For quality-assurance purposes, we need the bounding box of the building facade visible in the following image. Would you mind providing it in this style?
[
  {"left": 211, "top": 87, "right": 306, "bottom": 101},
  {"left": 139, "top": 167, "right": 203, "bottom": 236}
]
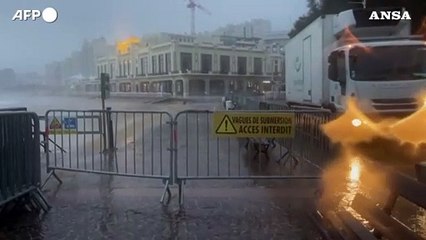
[
  {"left": 86, "top": 33, "right": 284, "bottom": 97},
  {"left": 261, "top": 31, "right": 290, "bottom": 94}
]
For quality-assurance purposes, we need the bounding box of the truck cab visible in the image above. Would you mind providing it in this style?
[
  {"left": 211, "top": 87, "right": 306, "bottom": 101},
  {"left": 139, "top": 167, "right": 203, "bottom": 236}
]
[
  {"left": 328, "top": 40, "right": 426, "bottom": 114},
  {"left": 327, "top": 8, "right": 426, "bottom": 114}
]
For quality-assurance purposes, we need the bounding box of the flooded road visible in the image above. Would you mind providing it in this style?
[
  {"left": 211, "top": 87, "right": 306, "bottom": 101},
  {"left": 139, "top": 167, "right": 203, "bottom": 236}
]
[
  {"left": 1, "top": 91, "right": 424, "bottom": 239},
  {"left": 0, "top": 92, "right": 321, "bottom": 239},
  {"left": 0, "top": 180, "right": 320, "bottom": 239}
]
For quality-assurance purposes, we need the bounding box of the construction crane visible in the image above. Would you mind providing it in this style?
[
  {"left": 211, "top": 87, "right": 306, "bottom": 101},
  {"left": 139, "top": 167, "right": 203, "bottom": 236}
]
[{"left": 186, "top": 0, "right": 211, "bottom": 36}]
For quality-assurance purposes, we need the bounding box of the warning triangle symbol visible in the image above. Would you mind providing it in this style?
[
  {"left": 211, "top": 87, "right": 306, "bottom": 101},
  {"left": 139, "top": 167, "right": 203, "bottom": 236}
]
[
  {"left": 50, "top": 117, "right": 62, "bottom": 129},
  {"left": 215, "top": 115, "right": 237, "bottom": 134}
]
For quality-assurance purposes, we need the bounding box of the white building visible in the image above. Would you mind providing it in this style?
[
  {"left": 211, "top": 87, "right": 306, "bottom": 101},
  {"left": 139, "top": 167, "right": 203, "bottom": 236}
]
[
  {"left": 261, "top": 31, "right": 290, "bottom": 94},
  {"left": 86, "top": 33, "right": 284, "bottom": 97}
]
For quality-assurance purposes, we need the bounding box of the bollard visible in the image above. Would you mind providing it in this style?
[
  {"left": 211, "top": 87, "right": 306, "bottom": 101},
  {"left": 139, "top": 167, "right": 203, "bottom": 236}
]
[{"left": 415, "top": 162, "right": 426, "bottom": 184}]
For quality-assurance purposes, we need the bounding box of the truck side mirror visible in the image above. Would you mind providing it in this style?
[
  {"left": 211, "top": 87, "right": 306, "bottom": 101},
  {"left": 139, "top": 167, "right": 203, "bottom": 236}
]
[{"left": 328, "top": 54, "right": 338, "bottom": 81}]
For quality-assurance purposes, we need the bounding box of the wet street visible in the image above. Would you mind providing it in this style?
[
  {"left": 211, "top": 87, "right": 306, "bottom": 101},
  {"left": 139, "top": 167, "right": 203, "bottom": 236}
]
[
  {"left": 0, "top": 174, "right": 320, "bottom": 239},
  {"left": 1, "top": 91, "right": 424, "bottom": 239},
  {"left": 0, "top": 92, "right": 322, "bottom": 240}
]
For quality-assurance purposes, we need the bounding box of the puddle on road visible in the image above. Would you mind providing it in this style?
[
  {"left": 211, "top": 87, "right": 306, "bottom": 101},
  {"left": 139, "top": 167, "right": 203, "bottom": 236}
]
[{"left": 320, "top": 97, "right": 426, "bottom": 238}]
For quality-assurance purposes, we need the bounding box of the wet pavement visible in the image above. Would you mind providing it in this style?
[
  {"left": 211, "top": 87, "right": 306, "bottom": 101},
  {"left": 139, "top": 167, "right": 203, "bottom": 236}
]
[
  {"left": 0, "top": 172, "right": 321, "bottom": 240},
  {"left": 2, "top": 93, "right": 424, "bottom": 239},
  {"left": 0, "top": 93, "right": 322, "bottom": 240}
]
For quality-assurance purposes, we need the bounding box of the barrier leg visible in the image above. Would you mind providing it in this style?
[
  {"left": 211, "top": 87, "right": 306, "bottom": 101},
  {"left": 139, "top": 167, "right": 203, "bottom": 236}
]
[
  {"left": 42, "top": 133, "right": 48, "bottom": 153},
  {"left": 244, "top": 138, "right": 250, "bottom": 150},
  {"left": 160, "top": 180, "right": 171, "bottom": 205},
  {"left": 41, "top": 170, "right": 62, "bottom": 189},
  {"left": 49, "top": 138, "right": 67, "bottom": 153},
  {"left": 178, "top": 181, "right": 184, "bottom": 207},
  {"left": 31, "top": 188, "right": 51, "bottom": 212},
  {"left": 270, "top": 138, "right": 277, "bottom": 148}
]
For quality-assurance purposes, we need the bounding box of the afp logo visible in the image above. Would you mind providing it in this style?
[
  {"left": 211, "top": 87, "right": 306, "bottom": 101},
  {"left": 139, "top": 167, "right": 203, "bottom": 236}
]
[
  {"left": 368, "top": 11, "right": 411, "bottom": 20},
  {"left": 12, "top": 7, "right": 58, "bottom": 23}
]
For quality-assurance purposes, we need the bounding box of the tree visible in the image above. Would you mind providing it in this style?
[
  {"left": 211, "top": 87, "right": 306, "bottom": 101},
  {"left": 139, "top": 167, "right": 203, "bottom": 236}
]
[
  {"left": 288, "top": 0, "right": 352, "bottom": 37},
  {"left": 288, "top": 0, "right": 426, "bottom": 38},
  {"left": 288, "top": 0, "right": 321, "bottom": 38}
]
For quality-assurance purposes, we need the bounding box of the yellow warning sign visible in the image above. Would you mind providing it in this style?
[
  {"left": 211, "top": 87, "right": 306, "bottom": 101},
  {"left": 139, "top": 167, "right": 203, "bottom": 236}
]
[
  {"left": 50, "top": 117, "right": 62, "bottom": 129},
  {"left": 212, "top": 112, "right": 295, "bottom": 138},
  {"left": 215, "top": 115, "right": 237, "bottom": 134},
  {"left": 47, "top": 116, "right": 77, "bottom": 134}
]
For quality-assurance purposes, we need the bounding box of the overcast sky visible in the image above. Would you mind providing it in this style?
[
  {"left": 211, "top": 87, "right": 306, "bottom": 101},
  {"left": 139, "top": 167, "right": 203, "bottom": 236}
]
[{"left": 0, "top": 0, "right": 308, "bottom": 73}]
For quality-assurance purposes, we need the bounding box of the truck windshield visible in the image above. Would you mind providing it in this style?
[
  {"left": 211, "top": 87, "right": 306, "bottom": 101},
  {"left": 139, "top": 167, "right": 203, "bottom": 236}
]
[{"left": 349, "top": 45, "right": 426, "bottom": 81}]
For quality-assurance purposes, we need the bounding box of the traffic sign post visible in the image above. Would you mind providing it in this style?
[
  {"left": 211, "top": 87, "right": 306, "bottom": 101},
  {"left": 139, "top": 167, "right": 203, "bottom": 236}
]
[
  {"left": 100, "top": 73, "right": 110, "bottom": 151},
  {"left": 100, "top": 73, "right": 110, "bottom": 102}
]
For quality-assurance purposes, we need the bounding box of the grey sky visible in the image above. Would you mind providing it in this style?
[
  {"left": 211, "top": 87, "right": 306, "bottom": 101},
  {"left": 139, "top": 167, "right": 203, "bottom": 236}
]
[{"left": 0, "top": 0, "right": 308, "bottom": 73}]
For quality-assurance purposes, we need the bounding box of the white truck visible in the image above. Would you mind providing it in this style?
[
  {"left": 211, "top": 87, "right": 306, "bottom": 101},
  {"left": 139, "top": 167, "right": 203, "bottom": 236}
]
[{"left": 284, "top": 8, "right": 426, "bottom": 114}]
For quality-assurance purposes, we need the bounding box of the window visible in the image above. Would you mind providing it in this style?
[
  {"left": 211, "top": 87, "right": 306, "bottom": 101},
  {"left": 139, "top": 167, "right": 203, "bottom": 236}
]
[
  {"left": 201, "top": 54, "right": 212, "bottom": 73},
  {"left": 349, "top": 45, "right": 426, "bottom": 81},
  {"left": 274, "top": 60, "right": 279, "bottom": 73},
  {"left": 254, "top": 57, "right": 262, "bottom": 75},
  {"left": 220, "top": 55, "right": 230, "bottom": 74},
  {"left": 140, "top": 58, "right": 145, "bottom": 75},
  {"left": 165, "top": 53, "right": 171, "bottom": 73},
  {"left": 126, "top": 61, "right": 130, "bottom": 76},
  {"left": 152, "top": 55, "right": 158, "bottom": 74},
  {"left": 337, "top": 52, "right": 346, "bottom": 82},
  {"left": 336, "top": 51, "right": 346, "bottom": 95},
  {"left": 180, "top": 52, "right": 192, "bottom": 73},
  {"left": 159, "top": 54, "right": 164, "bottom": 74},
  {"left": 237, "top": 57, "right": 247, "bottom": 75},
  {"left": 119, "top": 63, "right": 122, "bottom": 76},
  {"left": 110, "top": 63, "right": 114, "bottom": 78},
  {"left": 128, "top": 61, "right": 131, "bottom": 76}
]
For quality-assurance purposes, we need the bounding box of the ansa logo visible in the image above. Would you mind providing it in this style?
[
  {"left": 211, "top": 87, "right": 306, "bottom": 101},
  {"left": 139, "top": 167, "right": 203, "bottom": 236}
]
[{"left": 369, "top": 11, "right": 411, "bottom": 20}]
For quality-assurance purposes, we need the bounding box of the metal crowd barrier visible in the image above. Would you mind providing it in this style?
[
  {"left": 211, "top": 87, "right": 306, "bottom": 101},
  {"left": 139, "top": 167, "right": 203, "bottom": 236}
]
[
  {"left": 42, "top": 109, "right": 173, "bottom": 204},
  {"left": 0, "top": 112, "right": 50, "bottom": 211},
  {"left": 173, "top": 109, "right": 335, "bottom": 205},
  {"left": 291, "top": 111, "right": 337, "bottom": 166},
  {"left": 0, "top": 107, "right": 28, "bottom": 112},
  {"left": 41, "top": 106, "right": 337, "bottom": 206},
  {"left": 238, "top": 98, "right": 339, "bottom": 166}
]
